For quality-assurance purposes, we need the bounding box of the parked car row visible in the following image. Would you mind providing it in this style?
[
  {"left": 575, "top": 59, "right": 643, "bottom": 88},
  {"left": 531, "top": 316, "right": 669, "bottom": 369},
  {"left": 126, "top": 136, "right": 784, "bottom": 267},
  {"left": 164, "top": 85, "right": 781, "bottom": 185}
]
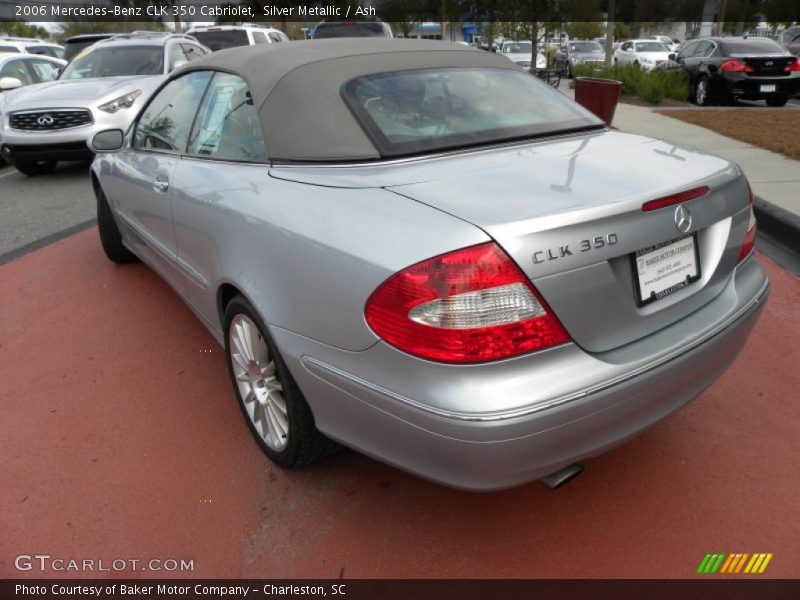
[{"left": 0, "top": 32, "right": 209, "bottom": 174}]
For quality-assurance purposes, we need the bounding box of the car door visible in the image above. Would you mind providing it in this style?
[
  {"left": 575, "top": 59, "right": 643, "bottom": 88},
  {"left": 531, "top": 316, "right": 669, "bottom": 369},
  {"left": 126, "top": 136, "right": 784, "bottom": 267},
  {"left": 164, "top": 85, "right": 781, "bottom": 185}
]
[
  {"left": 684, "top": 40, "right": 711, "bottom": 82},
  {"left": 105, "top": 71, "right": 213, "bottom": 287},
  {"left": 617, "top": 42, "right": 632, "bottom": 64},
  {"left": 169, "top": 71, "right": 270, "bottom": 329}
]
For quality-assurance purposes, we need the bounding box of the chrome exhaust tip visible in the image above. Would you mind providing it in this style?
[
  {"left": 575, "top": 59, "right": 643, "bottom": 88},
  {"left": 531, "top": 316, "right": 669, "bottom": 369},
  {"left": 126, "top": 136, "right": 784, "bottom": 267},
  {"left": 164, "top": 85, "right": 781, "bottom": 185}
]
[{"left": 540, "top": 463, "right": 584, "bottom": 490}]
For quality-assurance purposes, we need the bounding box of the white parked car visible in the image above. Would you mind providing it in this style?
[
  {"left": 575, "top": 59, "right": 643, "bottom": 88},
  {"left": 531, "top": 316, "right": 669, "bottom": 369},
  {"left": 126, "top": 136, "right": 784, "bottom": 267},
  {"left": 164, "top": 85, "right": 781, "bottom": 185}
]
[
  {"left": 614, "top": 39, "right": 672, "bottom": 71},
  {"left": 0, "top": 53, "right": 65, "bottom": 91},
  {"left": 0, "top": 32, "right": 209, "bottom": 176},
  {"left": 0, "top": 38, "right": 65, "bottom": 60},
  {"left": 499, "top": 40, "right": 546, "bottom": 70},
  {"left": 186, "top": 24, "right": 290, "bottom": 51}
]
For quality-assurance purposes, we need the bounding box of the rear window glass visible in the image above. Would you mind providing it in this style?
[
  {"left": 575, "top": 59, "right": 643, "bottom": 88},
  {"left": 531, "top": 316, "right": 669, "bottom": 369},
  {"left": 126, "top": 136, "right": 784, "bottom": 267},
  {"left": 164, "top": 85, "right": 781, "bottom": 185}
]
[
  {"left": 314, "top": 22, "right": 389, "bottom": 38},
  {"left": 193, "top": 30, "right": 249, "bottom": 51},
  {"left": 342, "top": 67, "right": 602, "bottom": 157},
  {"left": 720, "top": 39, "right": 787, "bottom": 54}
]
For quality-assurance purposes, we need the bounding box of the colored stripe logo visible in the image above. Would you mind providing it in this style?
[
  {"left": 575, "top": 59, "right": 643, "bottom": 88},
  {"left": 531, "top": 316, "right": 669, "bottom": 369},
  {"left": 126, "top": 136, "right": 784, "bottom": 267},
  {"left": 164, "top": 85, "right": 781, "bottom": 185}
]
[{"left": 697, "top": 553, "right": 773, "bottom": 574}]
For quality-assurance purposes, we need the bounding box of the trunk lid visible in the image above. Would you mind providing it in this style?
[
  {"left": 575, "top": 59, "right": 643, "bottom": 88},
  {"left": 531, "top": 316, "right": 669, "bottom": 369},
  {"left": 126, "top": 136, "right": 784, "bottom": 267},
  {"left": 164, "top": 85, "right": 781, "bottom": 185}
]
[
  {"left": 734, "top": 54, "right": 796, "bottom": 76},
  {"left": 382, "top": 131, "right": 750, "bottom": 353}
]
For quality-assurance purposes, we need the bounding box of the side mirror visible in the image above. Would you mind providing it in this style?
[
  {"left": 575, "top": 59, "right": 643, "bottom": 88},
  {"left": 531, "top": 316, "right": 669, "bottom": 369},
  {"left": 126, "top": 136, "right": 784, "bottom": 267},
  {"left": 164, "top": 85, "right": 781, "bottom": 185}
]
[
  {"left": 90, "top": 129, "right": 125, "bottom": 152},
  {"left": 53, "top": 66, "right": 62, "bottom": 79},
  {"left": 171, "top": 59, "right": 188, "bottom": 71},
  {"left": 668, "top": 53, "right": 677, "bottom": 61},
  {"left": 0, "top": 77, "right": 23, "bottom": 92}
]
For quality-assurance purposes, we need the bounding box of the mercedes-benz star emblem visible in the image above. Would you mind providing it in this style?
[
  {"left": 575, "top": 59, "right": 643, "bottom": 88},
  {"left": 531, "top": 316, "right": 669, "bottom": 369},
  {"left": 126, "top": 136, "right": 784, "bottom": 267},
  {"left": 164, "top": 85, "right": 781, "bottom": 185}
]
[
  {"left": 674, "top": 205, "right": 692, "bottom": 234},
  {"left": 37, "top": 115, "right": 54, "bottom": 126}
]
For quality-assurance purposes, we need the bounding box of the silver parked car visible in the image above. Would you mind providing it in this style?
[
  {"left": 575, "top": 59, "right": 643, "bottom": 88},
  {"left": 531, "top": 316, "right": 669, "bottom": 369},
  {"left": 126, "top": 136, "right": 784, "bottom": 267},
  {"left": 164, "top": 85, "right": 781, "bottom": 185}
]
[
  {"left": 0, "top": 32, "right": 208, "bottom": 176},
  {"left": 89, "top": 40, "right": 768, "bottom": 491}
]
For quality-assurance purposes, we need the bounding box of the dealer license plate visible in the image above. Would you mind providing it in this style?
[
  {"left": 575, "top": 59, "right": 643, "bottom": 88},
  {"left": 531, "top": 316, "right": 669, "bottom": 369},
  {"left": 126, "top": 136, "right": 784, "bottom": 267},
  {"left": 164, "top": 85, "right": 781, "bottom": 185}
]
[
  {"left": 633, "top": 235, "right": 700, "bottom": 306},
  {"left": 761, "top": 84, "right": 777, "bottom": 93}
]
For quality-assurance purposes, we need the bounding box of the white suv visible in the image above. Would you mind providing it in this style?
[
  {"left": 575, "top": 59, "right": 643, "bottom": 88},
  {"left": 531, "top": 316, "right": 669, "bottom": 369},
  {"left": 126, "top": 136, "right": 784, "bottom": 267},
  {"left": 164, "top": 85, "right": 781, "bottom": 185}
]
[
  {"left": 0, "top": 32, "right": 209, "bottom": 176},
  {"left": 186, "top": 25, "right": 290, "bottom": 51}
]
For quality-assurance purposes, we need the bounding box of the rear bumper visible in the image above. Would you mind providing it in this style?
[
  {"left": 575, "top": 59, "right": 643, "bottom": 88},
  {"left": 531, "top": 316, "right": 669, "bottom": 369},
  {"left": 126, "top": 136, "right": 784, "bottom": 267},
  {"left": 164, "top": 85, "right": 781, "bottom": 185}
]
[
  {"left": 720, "top": 73, "right": 800, "bottom": 99},
  {"left": 273, "top": 255, "right": 769, "bottom": 491}
]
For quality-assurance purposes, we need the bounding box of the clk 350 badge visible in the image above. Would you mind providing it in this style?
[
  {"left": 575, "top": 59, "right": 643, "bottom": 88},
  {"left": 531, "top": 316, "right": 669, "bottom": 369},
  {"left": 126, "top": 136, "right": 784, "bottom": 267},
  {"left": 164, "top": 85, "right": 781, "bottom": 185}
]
[{"left": 533, "top": 233, "right": 618, "bottom": 264}]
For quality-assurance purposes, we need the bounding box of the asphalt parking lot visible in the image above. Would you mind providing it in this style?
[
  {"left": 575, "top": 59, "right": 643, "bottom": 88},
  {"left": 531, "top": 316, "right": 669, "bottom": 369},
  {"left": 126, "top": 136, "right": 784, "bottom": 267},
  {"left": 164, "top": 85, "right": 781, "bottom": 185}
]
[{"left": 1, "top": 165, "right": 799, "bottom": 578}]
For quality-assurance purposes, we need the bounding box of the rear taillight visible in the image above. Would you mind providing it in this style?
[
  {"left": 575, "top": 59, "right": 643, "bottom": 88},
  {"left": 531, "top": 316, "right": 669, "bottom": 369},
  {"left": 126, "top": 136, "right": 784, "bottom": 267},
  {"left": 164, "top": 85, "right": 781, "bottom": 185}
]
[
  {"left": 365, "top": 242, "right": 570, "bottom": 363},
  {"left": 785, "top": 58, "right": 800, "bottom": 72},
  {"left": 737, "top": 181, "right": 757, "bottom": 263},
  {"left": 721, "top": 59, "right": 753, "bottom": 73}
]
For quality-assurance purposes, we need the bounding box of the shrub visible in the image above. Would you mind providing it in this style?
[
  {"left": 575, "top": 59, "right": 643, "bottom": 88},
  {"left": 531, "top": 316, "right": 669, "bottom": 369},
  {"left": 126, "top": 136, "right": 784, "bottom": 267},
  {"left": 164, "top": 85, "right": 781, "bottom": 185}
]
[{"left": 571, "top": 64, "right": 689, "bottom": 104}]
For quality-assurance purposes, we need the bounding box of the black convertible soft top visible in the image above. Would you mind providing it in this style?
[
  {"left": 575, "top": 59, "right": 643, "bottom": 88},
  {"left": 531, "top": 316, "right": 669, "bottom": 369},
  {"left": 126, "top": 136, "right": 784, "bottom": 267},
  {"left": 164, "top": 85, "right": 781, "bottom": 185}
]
[{"left": 177, "top": 39, "right": 519, "bottom": 162}]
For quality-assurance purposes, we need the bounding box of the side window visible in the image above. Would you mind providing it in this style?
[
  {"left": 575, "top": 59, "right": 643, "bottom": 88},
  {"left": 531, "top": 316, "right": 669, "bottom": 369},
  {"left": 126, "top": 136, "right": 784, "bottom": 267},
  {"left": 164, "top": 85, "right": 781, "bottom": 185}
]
[
  {"left": 28, "top": 59, "right": 60, "bottom": 82},
  {"left": 181, "top": 44, "right": 206, "bottom": 61},
  {"left": 0, "top": 59, "right": 34, "bottom": 85},
  {"left": 0, "top": 45, "right": 21, "bottom": 53},
  {"left": 268, "top": 32, "right": 283, "bottom": 43},
  {"left": 622, "top": 42, "right": 631, "bottom": 51},
  {"left": 168, "top": 44, "right": 188, "bottom": 70},
  {"left": 252, "top": 31, "right": 268, "bottom": 44},
  {"left": 187, "top": 72, "right": 267, "bottom": 161},
  {"left": 692, "top": 41, "right": 711, "bottom": 57},
  {"left": 133, "top": 71, "right": 212, "bottom": 153}
]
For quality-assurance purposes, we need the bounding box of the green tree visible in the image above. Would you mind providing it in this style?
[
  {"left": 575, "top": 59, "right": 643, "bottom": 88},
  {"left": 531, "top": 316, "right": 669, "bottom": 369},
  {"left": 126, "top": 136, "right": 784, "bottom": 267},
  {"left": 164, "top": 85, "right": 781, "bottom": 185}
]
[{"left": 0, "top": 21, "right": 49, "bottom": 39}]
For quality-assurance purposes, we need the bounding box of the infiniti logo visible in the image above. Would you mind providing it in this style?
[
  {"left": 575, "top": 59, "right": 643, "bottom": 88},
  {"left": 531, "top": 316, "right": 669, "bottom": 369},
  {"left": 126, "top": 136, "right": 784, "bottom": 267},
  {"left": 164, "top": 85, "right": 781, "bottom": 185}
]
[
  {"left": 37, "top": 115, "right": 54, "bottom": 126},
  {"left": 674, "top": 205, "right": 692, "bottom": 234}
]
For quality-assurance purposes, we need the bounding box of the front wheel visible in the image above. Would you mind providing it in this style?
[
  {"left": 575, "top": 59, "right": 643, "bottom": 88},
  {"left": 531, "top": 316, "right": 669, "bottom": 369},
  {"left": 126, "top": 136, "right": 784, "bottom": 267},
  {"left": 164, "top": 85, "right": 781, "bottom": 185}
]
[
  {"left": 96, "top": 182, "right": 139, "bottom": 264},
  {"left": 13, "top": 159, "right": 56, "bottom": 176},
  {"left": 766, "top": 96, "right": 788, "bottom": 107},
  {"left": 694, "top": 76, "right": 712, "bottom": 106},
  {"left": 224, "top": 296, "right": 338, "bottom": 468}
]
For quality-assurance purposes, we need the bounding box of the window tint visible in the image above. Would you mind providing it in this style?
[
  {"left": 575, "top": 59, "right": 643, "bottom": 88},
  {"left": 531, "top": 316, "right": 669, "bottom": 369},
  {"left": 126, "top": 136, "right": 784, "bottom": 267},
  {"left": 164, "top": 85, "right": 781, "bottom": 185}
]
[
  {"left": 343, "top": 67, "right": 601, "bottom": 157},
  {"left": 0, "top": 59, "right": 34, "bottom": 85},
  {"left": 188, "top": 73, "right": 267, "bottom": 161},
  {"left": 719, "top": 39, "right": 787, "bottom": 55},
  {"left": 28, "top": 59, "right": 60, "bottom": 82},
  {"left": 0, "top": 45, "right": 21, "bottom": 53},
  {"left": 252, "top": 31, "right": 268, "bottom": 44},
  {"left": 134, "top": 71, "right": 212, "bottom": 153},
  {"left": 192, "top": 30, "right": 249, "bottom": 51}
]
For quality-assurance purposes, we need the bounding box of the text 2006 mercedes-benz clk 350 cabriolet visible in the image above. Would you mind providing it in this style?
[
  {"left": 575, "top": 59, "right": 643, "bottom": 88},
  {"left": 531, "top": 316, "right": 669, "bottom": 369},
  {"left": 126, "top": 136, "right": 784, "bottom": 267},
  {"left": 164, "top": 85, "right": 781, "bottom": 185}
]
[{"left": 89, "top": 40, "right": 768, "bottom": 490}]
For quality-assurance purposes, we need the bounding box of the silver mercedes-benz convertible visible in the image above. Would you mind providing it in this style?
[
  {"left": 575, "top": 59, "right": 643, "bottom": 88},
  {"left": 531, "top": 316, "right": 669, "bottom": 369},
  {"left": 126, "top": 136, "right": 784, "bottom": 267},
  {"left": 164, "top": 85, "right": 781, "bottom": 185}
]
[{"left": 89, "top": 40, "right": 768, "bottom": 491}]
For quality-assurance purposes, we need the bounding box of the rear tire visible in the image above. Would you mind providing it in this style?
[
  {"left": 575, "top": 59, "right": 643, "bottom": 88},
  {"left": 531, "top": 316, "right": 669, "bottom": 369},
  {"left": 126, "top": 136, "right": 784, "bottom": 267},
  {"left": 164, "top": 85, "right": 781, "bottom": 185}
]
[
  {"left": 766, "top": 96, "right": 788, "bottom": 107},
  {"left": 95, "top": 182, "right": 139, "bottom": 264},
  {"left": 13, "top": 159, "right": 57, "bottom": 176},
  {"left": 694, "top": 76, "right": 712, "bottom": 106},
  {"left": 223, "top": 295, "right": 339, "bottom": 468}
]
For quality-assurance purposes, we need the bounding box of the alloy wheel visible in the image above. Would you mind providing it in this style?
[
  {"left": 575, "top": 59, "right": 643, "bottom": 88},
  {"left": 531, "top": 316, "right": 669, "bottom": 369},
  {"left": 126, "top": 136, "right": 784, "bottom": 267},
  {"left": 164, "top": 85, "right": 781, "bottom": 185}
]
[{"left": 228, "top": 314, "right": 289, "bottom": 451}]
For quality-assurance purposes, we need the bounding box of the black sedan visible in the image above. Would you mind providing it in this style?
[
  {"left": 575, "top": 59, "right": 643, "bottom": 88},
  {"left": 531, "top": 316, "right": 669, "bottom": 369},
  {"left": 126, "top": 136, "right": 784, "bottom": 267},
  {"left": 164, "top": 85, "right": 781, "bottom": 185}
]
[{"left": 671, "top": 36, "right": 800, "bottom": 106}]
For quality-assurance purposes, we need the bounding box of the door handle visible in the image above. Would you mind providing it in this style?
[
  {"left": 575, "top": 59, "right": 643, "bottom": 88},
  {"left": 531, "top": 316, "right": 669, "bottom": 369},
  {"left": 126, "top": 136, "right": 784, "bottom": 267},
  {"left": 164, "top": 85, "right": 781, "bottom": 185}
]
[{"left": 152, "top": 177, "right": 169, "bottom": 193}]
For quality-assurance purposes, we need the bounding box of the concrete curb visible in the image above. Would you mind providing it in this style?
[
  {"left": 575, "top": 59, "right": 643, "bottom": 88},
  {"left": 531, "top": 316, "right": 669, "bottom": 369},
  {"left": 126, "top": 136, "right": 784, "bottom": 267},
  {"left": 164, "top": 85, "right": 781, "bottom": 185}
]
[{"left": 754, "top": 196, "right": 800, "bottom": 255}]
